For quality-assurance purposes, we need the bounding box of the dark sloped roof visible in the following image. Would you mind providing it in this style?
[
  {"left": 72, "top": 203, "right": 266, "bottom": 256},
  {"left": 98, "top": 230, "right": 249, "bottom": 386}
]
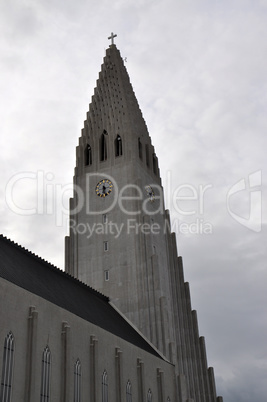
[{"left": 0, "top": 235, "right": 162, "bottom": 359}]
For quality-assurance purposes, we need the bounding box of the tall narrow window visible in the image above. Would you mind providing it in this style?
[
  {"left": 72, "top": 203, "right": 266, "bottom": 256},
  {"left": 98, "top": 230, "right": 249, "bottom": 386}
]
[
  {"left": 74, "top": 359, "right": 81, "bottom": 402},
  {"left": 145, "top": 144, "right": 150, "bottom": 167},
  {"left": 126, "top": 380, "right": 132, "bottom": 402},
  {"left": 138, "top": 138, "right": 142, "bottom": 160},
  {"left": 85, "top": 144, "right": 92, "bottom": 166},
  {"left": 115, "top": 135, "right": 122, "bottom": 157},
  {"left": 152, "top": 153, "right": 158, "bottom": 175},
  {"left": 100, "top": 131, "right": 108, "bottom": 161},
  {"left": 103, "top": 241, "right": 108, "bottom": 252},
  {"left": 40, "top": 346, "right": 51, "bottom": 402},
  {"left": 0, "top": 332, "right": 14, "bottom": 402},
  {"left": 147, "top": 389, "right": 152, "bottom": 402},
  {"left": 104, "top": 270, "right": 109, "bottom": 281},
  {"left": 102, "top": 370, "right": 108, "bottom": 402}
]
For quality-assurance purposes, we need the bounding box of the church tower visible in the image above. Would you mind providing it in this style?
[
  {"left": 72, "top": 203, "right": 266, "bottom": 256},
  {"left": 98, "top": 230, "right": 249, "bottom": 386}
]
[{"left": 65, "top": 37, "right": 222, "bottom": 402}]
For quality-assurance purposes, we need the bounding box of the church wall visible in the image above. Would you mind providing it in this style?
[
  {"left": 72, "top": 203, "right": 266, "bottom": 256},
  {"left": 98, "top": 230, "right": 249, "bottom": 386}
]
[{"left": 0, "top": 277, "right": 179, "bottom": 402}]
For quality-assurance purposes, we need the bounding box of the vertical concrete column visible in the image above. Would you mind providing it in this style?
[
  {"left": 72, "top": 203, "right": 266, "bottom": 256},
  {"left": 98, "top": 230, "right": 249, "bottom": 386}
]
[
  {"left": 135, "top": 178, "right": 150, "bottom": 340},
  {"left": 164, "top": 221, "right": 180, "bottom": 366},
  {"left": 71, "top": 188, "right": 79, "bottom": 278},
  {"left": 151, "top": 253, "right": 161, "bottom": 350},
  {"left": 65, "top": 236, "right": 71, "bottom": 275},
  {"left": 24, "top": 306, "right": 38, "bottom": 402},
  {"left": 199, "top": 336, "right": 211, "bottom": 401},
  {"left": 165, "top": 228, "right": 182, "bottom": 371},
  {"left": 169, "top": 232, "right": 180, "bottom": 364},
  {"left": 185, "top": 283, "right": 201, "bottom": 401},
  {"left": 177, "top": 257, "right": 195, "bottom": 398},
  {"left": 61, "top": 321, "right": 70, "bottom": 402},
  {"left": 168, "top": 342, "right": 174, "bottom": 365},
  {"left": 208, "top": 367, "right": 217, "bottom": 402},
  {"left": 137, "top": 358, "right": 145, "bottom": 402},
  {"left": 143, "top": 214, "right": 158, "bottom": 346},
  {"left": 192, "top": 310, "right": 205, "bottom": 402},
  {"left": 177, "top": 374, "right": 188, "bottom": 402},
  {"left": 173, "top": 257, "right": 184, "bottom": 368},
  {"left": 65, "top": 197, "right": 75, "bottom": 277},
  {"left": 183, "top": 283, "right": 195, "bottom": 398},
  {"left": 90, "top": 336, "right": 98, "bottom": 402},
  {"left": 115, "top": 348, "right": 123, "bottom": 402},
  {"left": 160, "top": 295, "right": 168, "bottom": 357},
  {"left": 175, "top": 257, "right": 189, "bottom": 379},
  {"left": 157, "top": 368, "right": 165, "bottom": 402}
]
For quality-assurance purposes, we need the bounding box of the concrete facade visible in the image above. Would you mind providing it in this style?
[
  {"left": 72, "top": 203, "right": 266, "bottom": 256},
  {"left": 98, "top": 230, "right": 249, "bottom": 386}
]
[{"left": 0, "top": 274, "right": 178, "bottom": 402}]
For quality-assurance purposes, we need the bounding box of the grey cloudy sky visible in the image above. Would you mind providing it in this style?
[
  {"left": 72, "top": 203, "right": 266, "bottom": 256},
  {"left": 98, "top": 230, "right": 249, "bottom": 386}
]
[{"left": 1, "top": 0, "right": 267, "bottom": 400}]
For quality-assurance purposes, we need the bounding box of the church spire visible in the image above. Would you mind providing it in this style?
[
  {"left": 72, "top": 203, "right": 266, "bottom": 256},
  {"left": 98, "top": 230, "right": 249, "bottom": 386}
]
[
  {"left": 77, "top": 41, "right": 151, "bottom": 174},
  {"left": 65, "top": 41, "right": 222, "bottom": 402}
]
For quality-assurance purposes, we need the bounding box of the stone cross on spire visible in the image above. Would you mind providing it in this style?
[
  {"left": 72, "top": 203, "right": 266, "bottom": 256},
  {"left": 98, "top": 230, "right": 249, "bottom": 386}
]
[{"left": 108, "top": 32, "right": 117, "bottom": 45}]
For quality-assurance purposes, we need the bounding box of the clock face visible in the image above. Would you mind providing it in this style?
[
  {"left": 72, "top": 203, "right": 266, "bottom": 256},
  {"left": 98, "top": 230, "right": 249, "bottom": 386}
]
[
  {"left": 95, "top": 179, "right": 113, "bottom": 197},
  {"left": 145, "top": 185, "right": 155, "bottom": 201}
]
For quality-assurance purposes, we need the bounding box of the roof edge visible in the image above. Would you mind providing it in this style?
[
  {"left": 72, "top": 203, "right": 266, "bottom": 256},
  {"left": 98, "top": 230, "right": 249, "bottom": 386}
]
[
  {"left": 109, "top": 301, "right": 173, "bottom": 364},
  {"left": 0, "top": 234, "right": 109, "bottom": 302}
]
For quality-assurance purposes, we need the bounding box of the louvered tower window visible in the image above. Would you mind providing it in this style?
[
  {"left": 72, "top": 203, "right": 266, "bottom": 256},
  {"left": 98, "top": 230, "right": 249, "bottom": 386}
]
[
  {"left": 100, "top": 131, "right": 108, "bottom": 161},
  {"left": 0, "top": 332, "right": 14, "bottom": 402},
  {"left": 40, "top": 346, "right": 51, "bottom": 402},
  {"left": 74, "top": 359, "right": 81, "bottom": 402},
  {"left": 152, "top": 153, "right": 158, "bottom": 175},
  {"left": 102, "top": 370, "right": 108, "bottom": 402},
  {"left": 115, "top": 135, "right": 122, "bottom": 157},
  {"left": 145, "top": 144, "right": 150, "bottom": 167},
  {"left": 126, "top": 380, "right": 132, "bottom": 402},
  {"left": 138, "top": 138, "right": 142, "bottom": 159},
  {"left": 85, "top": 144, "right": 92, "bottom": 166}
]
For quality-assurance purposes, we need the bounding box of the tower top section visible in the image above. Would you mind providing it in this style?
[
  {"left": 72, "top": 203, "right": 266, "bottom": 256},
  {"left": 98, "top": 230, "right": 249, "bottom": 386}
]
[{"left": 79, "top": 36, "right": 151, "bottom": 153}]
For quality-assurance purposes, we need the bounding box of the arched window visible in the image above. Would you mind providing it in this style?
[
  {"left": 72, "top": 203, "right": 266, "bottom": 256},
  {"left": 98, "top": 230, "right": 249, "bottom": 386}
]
[
  {"left": 138, "top": 138, "right": 142, "bottom": 160},
  {"left": 100, "top": 130, "right": 108, "bottom": 161},
  {"left": 152, "top": 153, "right": 158, "bottom": 175},
  {"left": 147, "top": 389, "right": 152, "bottom": 402},
  {"left": 74, "top": 359, "right": 81, "bottom": 402},
  {"left": 126, "top": 380, "right": 132, "bottom": 402},
  {"left": 145, "top": 144, "right": 150, "bottom": 167},
  {"left": 40, "top": 346, "right": 51, "bottom": 402},
  {"left": 0, "top": 332, "right": 14, "bottom": 402},
  {"left": 102, "top": 370, "right": 108, "bottom": 402},
  {"left": 85, "top": 144, "right": 92, "bottom": 166},
  {"left": 115, "top": 135, "right": 122, "bottom": 157}
]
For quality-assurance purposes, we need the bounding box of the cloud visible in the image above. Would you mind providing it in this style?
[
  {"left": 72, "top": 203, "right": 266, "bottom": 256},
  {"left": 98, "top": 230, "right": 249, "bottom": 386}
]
[{"left": 219, "top": 364, "right": 267, "bottom": 402}]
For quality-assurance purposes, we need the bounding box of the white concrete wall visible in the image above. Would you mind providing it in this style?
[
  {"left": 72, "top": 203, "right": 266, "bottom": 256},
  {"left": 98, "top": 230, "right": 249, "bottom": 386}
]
[{"left": 0, "top": 277, "right": 178, "bottom": 402}]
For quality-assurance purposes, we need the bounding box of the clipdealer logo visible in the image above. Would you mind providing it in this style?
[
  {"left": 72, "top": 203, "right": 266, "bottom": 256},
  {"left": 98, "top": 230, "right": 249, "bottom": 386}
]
[
  {"left": 226, "top": 170, "right": 262, "bottom": 233},
  {"left": 4, "top": 170, "right": 262, "bottom": 233}
]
